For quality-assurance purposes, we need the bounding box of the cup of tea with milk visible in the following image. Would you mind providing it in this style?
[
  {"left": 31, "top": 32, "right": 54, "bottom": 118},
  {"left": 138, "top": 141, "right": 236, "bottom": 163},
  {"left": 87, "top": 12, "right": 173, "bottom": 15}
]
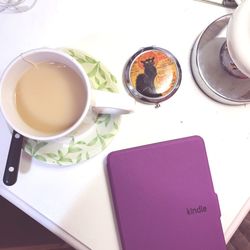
[{"left": 0, "top": 48, "right": 135, "bottom": 141}]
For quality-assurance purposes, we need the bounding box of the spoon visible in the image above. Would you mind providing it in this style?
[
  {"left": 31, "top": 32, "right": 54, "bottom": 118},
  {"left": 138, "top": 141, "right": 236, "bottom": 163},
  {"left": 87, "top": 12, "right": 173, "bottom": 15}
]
[
  {"left": 3, "top": 130, "right": 23, "bottom": 186},
  {"left": 199, "top": 0, "right": 238, "bottom": 8}
]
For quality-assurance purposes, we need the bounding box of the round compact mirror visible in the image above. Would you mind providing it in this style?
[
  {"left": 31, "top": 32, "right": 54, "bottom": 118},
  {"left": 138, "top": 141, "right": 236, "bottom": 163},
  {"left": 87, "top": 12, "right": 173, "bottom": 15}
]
[{"left": 123, "top": 46, "right": 182, "bottom": 107}]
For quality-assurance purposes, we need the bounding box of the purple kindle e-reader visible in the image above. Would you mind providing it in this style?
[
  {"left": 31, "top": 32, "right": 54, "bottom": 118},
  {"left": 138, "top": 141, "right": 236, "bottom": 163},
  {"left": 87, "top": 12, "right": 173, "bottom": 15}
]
[{"left": 107, "top": 136, "right": 226, "bottom": 250}]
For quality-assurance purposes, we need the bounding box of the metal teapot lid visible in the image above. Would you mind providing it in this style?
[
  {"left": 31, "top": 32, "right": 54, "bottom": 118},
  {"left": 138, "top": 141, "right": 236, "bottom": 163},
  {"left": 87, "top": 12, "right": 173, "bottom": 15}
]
[{"left": 123, "top": 46, "right": 181, "bottom": 107}]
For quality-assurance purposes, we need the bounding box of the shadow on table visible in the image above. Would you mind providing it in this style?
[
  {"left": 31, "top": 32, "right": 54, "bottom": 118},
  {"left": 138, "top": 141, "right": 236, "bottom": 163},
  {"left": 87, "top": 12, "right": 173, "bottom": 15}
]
[{"left": 0, "top": 195, "right": 74, "bottom": 250}]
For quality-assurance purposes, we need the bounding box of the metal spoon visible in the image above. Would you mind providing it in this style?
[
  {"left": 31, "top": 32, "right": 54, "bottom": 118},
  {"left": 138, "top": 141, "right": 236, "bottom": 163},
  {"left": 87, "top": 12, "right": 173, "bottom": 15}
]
[
  {"left": 3, "top": 130, "right": 23, "bottom": 186},
  {"left": 197, "top": 0, "right": 238, "bottom": 8}
]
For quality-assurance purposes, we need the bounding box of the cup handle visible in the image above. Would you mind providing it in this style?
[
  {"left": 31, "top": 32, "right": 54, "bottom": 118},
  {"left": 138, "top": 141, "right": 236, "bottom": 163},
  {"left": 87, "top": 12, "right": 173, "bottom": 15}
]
[{"left": 91, "top": 89, "right": 135, "bottom": 115}]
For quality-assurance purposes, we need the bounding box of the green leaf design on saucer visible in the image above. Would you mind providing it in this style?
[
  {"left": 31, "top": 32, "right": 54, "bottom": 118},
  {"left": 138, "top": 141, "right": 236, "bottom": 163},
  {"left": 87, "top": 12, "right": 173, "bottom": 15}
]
[{"left": 23, "top": 49, "right": 121, "bottom": 166}]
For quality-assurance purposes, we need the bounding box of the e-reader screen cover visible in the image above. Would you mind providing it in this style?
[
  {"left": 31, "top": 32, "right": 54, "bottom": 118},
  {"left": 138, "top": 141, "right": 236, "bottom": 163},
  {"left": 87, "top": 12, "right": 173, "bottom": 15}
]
[{"left": 107, "top": 136, "right": 226, "bottom": 250}]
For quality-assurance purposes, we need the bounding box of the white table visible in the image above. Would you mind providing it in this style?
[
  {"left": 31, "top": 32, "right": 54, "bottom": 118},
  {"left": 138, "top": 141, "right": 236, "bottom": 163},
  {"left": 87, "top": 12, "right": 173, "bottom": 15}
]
[{"left": 0, "top": 1, "right": 249, "bottom": 249}]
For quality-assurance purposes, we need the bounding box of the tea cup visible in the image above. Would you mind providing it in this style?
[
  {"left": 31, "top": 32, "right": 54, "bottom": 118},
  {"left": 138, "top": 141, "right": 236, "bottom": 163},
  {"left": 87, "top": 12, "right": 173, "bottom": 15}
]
[{"left": 0, "top": 48, "right": 135, "bottom": 141}]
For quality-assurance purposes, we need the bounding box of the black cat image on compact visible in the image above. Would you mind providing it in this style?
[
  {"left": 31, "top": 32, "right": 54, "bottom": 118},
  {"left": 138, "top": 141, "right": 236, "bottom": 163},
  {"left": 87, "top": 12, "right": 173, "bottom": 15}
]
[{"left": 136, "top": 57, "right": 162, "bottom": 98}]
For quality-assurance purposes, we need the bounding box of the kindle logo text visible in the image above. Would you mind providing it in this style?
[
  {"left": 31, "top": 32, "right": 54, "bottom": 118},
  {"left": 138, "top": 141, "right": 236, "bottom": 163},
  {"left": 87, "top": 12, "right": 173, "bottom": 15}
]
[{"left": 186, "top": 205, "right": 207, "bottom": 215}]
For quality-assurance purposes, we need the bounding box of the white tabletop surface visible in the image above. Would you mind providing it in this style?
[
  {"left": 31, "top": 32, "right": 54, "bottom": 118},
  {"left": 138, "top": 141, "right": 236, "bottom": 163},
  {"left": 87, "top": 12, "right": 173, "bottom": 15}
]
[{"left": 0, "top": 1, "right": 249, "bottom": 249}]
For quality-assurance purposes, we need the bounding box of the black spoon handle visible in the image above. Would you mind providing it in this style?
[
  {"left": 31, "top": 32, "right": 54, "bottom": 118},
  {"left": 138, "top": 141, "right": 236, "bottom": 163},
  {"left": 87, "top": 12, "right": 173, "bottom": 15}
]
[
  {"left": 3, "top": 131, "right": 24, "bottom": 186},
  {"left": 223, "top": 0, "right": 238, "bottom": 8}
]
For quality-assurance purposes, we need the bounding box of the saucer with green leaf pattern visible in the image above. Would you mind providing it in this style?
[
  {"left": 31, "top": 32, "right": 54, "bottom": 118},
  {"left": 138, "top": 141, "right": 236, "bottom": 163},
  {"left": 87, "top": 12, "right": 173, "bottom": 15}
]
[{"left": 23, "top": 48, "right": 121, "bottom": 166}]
